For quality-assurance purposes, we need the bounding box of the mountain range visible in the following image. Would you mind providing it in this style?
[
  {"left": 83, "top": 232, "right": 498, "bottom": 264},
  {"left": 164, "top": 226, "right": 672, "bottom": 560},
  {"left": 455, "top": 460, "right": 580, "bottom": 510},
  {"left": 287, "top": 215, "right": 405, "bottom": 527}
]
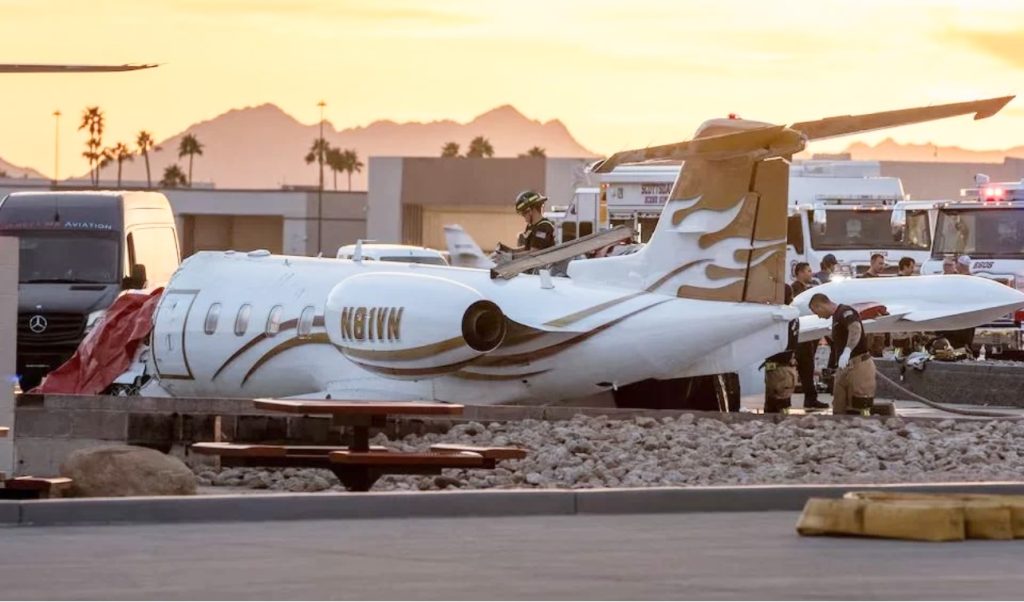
[
  {"left": 85, "top": 104, "right": 597, "bottom": 190},
  {"left": 0, "top": 156, "right": 45, "bottom": 180},
  {"left": 841, "top": 137, "right": 1024, "bottom": 163},
  {"left": 3, "top": 109, "right": 1022, "bottom": 189}
]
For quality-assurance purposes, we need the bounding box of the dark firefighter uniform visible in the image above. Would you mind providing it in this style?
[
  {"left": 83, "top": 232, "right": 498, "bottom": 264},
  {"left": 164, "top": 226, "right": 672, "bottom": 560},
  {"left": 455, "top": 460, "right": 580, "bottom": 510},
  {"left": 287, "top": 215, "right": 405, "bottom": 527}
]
[
  {"left": 791, "top": 279, "right": 826, "bottom": 409},
  {"left": 763, "top": 284, "right": 799, "bottom": 413},
  {"left": 830, "top": 304, "right": 875, "bottom": 415},
  {"left": 518, "top": 217, "right": 556, "bottom": 252}
]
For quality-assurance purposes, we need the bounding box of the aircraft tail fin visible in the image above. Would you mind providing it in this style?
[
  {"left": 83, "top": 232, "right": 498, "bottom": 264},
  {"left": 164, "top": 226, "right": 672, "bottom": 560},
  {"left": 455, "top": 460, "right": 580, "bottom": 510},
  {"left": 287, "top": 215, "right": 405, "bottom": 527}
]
[
  {"left": 443, "top": 224, "right": 495, "bottom": 269},
  {"left": 575, "top": 96, "right": 1012, "bottom": 304}
]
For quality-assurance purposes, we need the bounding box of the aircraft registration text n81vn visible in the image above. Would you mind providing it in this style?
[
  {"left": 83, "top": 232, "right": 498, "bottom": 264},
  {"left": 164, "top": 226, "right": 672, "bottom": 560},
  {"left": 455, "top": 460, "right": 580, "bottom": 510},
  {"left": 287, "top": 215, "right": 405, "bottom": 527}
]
[{"left": 340, "top": 306, "right": 404, "bottom": 342}]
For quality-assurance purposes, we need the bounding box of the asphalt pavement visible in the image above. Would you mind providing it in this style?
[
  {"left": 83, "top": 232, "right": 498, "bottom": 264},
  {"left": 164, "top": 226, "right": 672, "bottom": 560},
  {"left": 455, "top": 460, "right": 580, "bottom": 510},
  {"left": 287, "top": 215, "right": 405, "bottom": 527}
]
[{"left": 1, "top": 512, "right": 1021, "bottom": 600}]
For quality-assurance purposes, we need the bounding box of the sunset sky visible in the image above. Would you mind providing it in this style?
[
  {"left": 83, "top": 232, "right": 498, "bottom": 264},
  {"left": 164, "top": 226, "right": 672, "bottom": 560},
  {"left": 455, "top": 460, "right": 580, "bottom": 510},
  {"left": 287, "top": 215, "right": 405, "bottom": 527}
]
[{"left": 2, "top": 0, "right": 1023, "bottom": 178}]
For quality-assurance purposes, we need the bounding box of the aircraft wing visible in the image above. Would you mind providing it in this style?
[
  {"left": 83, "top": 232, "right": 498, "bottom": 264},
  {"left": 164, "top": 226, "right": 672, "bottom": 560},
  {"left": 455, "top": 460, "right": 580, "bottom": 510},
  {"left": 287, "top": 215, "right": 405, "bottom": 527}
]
[
  {"left": 794, "top": 275, "right": 1024, "bottom": 342},
  {"left": 798, "top": 310, "right": 911, "bottom": 343},
  {"left": 0, "top": 63, "right": 157, "bottom": 73}
]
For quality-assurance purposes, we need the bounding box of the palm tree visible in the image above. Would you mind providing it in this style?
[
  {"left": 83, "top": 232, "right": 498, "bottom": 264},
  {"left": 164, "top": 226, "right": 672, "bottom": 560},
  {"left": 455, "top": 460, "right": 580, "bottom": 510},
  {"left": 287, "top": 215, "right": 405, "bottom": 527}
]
[
  {"left": 160, "top": 164, "right": 187, "bottom": 188},
  {"left": 519, "top": 146, "right": 546, "bottom": 158},
  {"left": 325, "top": 147, "right": 344, "bottom": 190},
  {"left": 466, "top": 136, "right": 494, "bottom": 158},
  {"left": 81, "top": 142, "right": 101, "bottom": 186},
  {"left": 98, "top": 147, "right": 115, "bottom": 184},
  {"left": 341, "top": 149, "right": 364, "bottom": 191},
  {"left": 441, "top": 142, "right": 460, "bottom": 158},
  {"left": 136, "top": 131, "right": 160, "bottom": 188},
  {"left": 304, "top": 138, "right": 330, "bottom": 186},
  {"left": 111, "top": 142, "right": 133, "bottom": 187},
  {"left": 177, "top": 134, "right": 204, "bottom": 187},
  {"left": 78, "top": 107, "right": 105, "bottom": 185}
]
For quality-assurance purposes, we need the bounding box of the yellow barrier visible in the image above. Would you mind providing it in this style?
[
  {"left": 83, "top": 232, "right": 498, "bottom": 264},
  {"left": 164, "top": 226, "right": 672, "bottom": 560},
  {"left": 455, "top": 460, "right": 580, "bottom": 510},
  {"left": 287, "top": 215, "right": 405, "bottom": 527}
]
[{"left": 796, "top": 491, "right": 1024, "bottom": 542}]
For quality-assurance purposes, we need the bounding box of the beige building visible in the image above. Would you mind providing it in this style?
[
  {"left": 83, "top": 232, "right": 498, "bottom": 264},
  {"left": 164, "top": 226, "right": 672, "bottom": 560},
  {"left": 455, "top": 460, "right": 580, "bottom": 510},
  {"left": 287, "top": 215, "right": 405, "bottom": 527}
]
[
  {"left": 879, "top": 157, "right": 1024, "bottom": 200},
  {"left": 0, "top": 180, "right": 367, "bottom": 257},
  {"left": 166, "top": 188, "right": 366, "bottom": 257},
  {"left": 368, "top": 157, "right": 594, "bottom": 252}
]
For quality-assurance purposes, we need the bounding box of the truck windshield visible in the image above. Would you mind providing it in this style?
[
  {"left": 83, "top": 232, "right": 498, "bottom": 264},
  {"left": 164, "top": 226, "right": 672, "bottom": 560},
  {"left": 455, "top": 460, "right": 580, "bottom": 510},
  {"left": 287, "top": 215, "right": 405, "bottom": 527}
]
[
  {"left": 17, "top": 232, "right": 120, "bottom": 284},
  {"left": 809, "top": 209, "right": 930, "bottom": 251},
  {"left": 933, "top": 208, "right": 1024, "bottom": 259}
]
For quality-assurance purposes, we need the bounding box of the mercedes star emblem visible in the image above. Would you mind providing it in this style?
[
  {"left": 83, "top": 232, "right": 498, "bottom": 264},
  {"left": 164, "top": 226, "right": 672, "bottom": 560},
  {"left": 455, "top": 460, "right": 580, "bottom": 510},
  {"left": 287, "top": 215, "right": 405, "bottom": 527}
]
[{"left": 28, "top": 315, "right": 48, "bottom": 334}]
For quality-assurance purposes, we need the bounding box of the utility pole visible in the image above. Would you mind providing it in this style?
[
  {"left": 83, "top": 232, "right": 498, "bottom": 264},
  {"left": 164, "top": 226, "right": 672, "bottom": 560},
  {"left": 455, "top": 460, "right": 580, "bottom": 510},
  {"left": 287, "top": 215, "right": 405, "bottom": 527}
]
[
  {"left": 52, "top": 109, "right": 61, "bottom": 184},
  {"left": 317, "top": 100, "right": 326, "bottom": 255}
]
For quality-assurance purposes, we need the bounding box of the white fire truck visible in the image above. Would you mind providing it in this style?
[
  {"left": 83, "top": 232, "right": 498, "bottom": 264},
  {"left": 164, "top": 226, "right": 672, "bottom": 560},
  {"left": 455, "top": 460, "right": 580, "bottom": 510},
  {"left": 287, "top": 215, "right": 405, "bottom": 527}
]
[{"left": 918, "top": 176, "right": 1024, "bottom": 354}]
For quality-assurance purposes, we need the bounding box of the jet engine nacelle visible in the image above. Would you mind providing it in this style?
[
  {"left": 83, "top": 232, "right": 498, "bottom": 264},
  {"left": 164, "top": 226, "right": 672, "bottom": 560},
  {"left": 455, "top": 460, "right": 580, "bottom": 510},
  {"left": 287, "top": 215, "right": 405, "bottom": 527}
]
[{"left": 325, "top": 272, "right": 506, "bottom": 376}]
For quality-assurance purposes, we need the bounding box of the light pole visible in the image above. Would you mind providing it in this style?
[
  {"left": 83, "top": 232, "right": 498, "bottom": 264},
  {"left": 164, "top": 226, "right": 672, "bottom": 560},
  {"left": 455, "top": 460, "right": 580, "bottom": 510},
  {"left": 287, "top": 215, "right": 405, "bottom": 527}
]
[
  {"left": 317, "top": 100, "right": 326, "bottom": 255},
  {"left": 52, "top": 110, "right": 61, "bottom": 185}
]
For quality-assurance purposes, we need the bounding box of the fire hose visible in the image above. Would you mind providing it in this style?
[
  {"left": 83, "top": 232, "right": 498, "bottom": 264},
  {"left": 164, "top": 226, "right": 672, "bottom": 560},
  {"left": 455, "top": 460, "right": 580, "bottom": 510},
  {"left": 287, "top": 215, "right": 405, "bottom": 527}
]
[{"left": 874, "top": 370, "right": 1023, "bottom": 419}]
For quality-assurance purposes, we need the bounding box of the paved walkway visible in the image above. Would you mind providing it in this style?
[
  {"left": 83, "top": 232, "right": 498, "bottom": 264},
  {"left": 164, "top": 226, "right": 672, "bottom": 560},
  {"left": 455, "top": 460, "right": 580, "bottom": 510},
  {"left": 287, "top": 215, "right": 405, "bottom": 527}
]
[
  {"left": 1, "top": 512, "right": 1021, "bottom": 599},
  {"left": 740, "top": 393, "right": 1024, "bottom": 420}
]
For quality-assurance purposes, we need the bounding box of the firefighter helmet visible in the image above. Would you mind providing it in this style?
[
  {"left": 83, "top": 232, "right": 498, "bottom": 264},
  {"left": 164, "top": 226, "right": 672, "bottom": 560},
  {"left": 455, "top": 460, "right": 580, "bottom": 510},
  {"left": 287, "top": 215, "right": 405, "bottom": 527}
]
[{"left": 515, "top": 190, "right": 547, "bottom": 214}]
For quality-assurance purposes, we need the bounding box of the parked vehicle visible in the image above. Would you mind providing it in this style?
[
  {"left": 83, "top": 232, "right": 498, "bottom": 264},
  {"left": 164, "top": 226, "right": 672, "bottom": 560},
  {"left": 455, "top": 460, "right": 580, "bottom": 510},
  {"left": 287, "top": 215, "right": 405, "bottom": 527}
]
[{"left": 0, "top": 191, "right": 179, "bottom": 389}]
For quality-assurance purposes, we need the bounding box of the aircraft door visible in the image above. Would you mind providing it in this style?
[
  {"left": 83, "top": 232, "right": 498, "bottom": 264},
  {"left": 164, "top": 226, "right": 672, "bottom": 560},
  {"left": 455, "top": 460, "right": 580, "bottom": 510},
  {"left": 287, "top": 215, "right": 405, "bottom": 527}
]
[{"left": 152, "top": 290, "right": 198, "bottom": 379}]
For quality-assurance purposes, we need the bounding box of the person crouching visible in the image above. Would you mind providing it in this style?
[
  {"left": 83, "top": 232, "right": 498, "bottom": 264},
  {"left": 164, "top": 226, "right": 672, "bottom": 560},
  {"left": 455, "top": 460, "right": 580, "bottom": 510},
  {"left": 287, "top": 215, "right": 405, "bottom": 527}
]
[
  {"left": 763, "top": 283, "right": 799, "bottom": 413},
  {"left": 809, "top": 292, "right": 875, "bottom": 415}
]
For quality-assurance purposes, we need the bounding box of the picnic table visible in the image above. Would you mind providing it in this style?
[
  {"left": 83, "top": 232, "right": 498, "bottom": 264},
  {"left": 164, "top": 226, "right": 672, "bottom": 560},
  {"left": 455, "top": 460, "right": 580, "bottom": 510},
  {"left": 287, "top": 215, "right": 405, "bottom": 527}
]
[
  {"left": 0, "top": 425, "right": 71, "bottom": 498},
  {"left": 192, "top": 400, "right": 526, "bottom": 492}
]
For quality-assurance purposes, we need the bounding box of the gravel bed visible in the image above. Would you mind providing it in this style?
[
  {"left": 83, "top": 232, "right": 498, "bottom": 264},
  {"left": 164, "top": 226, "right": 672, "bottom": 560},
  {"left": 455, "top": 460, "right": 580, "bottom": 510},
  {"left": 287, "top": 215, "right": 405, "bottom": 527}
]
[{"left": 192, "top": 414, "right": 1024, "bottom": 492}]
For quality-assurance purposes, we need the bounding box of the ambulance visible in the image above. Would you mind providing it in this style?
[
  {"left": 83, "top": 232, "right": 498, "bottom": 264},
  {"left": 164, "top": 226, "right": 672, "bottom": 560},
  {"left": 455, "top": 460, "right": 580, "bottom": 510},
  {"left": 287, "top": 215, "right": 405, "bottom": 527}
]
[{"left": 918, "top": 176, "right": 1024, "bottom": 354}]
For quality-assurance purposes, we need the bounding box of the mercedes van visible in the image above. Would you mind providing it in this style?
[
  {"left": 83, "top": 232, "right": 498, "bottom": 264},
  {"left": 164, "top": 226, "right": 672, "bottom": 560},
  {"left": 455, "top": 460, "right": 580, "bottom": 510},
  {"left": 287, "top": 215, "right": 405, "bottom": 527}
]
[{"left": 0, "top": 191, "right": 179, "bottom": 389}]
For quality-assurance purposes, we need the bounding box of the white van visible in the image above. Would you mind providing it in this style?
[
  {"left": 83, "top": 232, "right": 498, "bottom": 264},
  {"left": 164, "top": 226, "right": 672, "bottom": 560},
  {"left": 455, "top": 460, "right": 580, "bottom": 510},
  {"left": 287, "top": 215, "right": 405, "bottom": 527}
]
[{"left": 336, "top": 243, "right": 448, "bottom": 266}]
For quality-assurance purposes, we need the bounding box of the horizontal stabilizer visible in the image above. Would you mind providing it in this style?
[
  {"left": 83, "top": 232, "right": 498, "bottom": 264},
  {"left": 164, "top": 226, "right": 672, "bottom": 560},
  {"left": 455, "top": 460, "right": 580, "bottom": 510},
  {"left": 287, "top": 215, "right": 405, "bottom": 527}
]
[
  {"left": 592, "top": 96, "right": 1013, "bottom": 173},
  {"left": 594, "top": 125, "right": 787, "bottom": 173},
  {"left": 791, "top": 96, "right": 1014, "bottom": 141}
]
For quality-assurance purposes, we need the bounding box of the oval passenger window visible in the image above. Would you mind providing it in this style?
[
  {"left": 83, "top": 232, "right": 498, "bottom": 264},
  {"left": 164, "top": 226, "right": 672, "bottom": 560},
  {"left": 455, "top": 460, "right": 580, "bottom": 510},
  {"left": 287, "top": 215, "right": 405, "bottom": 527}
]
[
  {"left": 234, "top": 304, "right": 252, "bottom": 336},
  {"left": 266, "top": 305, "right": 283, "bottom": 336},
  {"left": 297, "top": 305, "right": 316, "bottom": 338},
  {"left": 204, "top": 303, "right": 221, "bottom": 335}
]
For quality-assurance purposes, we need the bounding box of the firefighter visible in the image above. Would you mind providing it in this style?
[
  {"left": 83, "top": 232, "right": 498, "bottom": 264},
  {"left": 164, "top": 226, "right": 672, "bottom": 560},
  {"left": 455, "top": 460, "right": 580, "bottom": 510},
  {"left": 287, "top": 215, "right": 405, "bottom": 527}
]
[
  {"left": 860, "top": 253, "right": 885, "bottom": 278},
  {"left": 813, "top": 254, "right": 838, "bottom": 284},
  {"left": 763, "top": 284, "right": 800, "bottom": 413},
  {"left": 897, "top": 257, "right": 916, "bottom": 276},
  {"left": 790, "top": 262, "right": 828, "bottom": 410},
  {"left": 809, "top": 293, "right": 875, "bottom": 415},
  {"left": 498, "top": 190, "right": 556, "bottom": 253}
]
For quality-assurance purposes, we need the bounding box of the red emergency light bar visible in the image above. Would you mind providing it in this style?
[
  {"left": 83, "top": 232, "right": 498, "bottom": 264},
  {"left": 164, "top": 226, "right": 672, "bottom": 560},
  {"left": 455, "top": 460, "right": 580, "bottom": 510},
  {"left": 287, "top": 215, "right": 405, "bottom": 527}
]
[{"left": 983, "top": 186, "right": 1006, "bottom": 201}]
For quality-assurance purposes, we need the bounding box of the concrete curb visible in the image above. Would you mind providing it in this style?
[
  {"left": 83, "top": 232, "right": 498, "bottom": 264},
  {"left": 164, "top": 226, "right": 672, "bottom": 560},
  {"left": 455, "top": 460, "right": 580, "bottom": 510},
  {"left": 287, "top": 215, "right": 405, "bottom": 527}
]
[{"left": 5, "top": 482, "right": 1024, "bottom": 527}]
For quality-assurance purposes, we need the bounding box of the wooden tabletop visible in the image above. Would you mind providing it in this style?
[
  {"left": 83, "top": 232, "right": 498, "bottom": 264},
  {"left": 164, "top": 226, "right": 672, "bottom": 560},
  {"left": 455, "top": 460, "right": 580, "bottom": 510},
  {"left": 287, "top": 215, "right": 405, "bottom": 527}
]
[{"left": 253, "top": 399, "right": 464, "bottom": 416}]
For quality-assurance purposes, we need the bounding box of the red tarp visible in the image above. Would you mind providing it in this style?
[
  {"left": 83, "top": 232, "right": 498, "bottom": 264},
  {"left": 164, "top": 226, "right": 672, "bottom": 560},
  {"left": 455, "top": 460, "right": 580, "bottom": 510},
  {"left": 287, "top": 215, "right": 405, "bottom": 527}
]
[
  {"left": 851, "top": 302, "right": 889, "bottom": 320},
  {"left": 31, "top": 288, "right": 163, "bottom": 395}
]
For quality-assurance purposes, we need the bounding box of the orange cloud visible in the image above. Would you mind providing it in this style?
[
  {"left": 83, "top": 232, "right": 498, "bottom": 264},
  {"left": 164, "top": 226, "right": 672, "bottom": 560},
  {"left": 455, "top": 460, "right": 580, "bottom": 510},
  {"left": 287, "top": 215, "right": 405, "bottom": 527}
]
[{"left": 953, "top": 29, "right": 1024, "bottom": 69}]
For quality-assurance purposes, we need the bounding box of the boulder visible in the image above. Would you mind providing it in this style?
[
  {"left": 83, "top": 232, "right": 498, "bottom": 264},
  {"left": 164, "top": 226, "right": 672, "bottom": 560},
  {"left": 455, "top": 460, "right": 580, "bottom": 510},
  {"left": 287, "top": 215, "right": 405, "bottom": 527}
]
[{"left": 61, "top": 445, "right": 196, "bottom": 497}]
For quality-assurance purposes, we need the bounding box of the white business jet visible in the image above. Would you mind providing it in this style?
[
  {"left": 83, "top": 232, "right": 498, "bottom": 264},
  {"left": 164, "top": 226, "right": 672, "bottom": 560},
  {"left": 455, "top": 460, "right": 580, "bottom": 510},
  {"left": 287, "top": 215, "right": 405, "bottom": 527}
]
[{"left": 138, "top": 96, "right": 1021, "bottom": 404}]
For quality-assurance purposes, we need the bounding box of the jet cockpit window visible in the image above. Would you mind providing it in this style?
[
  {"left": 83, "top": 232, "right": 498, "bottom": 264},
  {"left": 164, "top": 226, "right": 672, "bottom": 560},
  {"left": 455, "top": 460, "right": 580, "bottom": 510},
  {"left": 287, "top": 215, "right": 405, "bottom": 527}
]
[
  {"left": 234, "top": 304, "right": 252, "bottom": 336},
  {"left": 266, "top": 305, "right": 283, "bottom": 336},
  {"left": 204, "top": 303, "right": 221, "bottom": 335},
  {"left": 297, "top": 305, "right": 316, "bottom": 338}
]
